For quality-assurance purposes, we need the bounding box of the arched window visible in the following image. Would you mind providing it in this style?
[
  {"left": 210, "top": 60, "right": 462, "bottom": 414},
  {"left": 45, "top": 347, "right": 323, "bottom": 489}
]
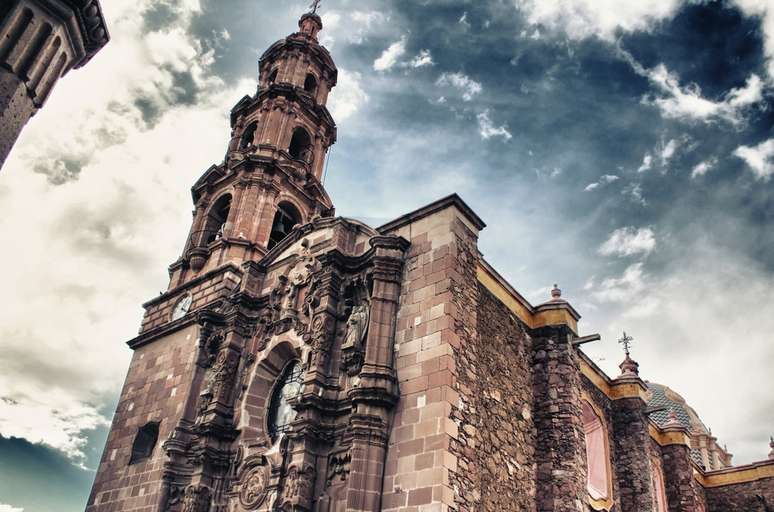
[
  {"left": 304, "top": 73, "right": 318, "bottom": 95},
  {"left": 267, "top": 68, "right": 278, "bottom": 84},
  {"left": 267, "top": 360, "right": 303, "bottom": 441},
  {"left": 203, "top": 194, "right": 232, "bottom": 245},
  {"left": 582, "top": 400, "right": 610, "bottom": 501},
  {"left": 239, "top": 122, "right": 258, "bottom": 150},
  {"left": 268, "top": 202, "right": 301, "bottom": 250},
  {"left": 288, "top": 127, "right": 312, "bottom": 162},
  {"left": 129, "top": 422, "right": 159, "bottom": 464},
  {"left": 650, "top": 457, "right": 668, "bottom": 512}
]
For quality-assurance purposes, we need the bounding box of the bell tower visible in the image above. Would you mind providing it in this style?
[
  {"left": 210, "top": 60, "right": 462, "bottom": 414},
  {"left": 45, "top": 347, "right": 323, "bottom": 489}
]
[{"left": 170, "top": 10, "right": 337, "bottom": 287}]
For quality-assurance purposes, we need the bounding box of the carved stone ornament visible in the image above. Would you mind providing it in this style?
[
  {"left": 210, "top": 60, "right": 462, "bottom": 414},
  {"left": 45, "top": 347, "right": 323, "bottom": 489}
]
[
  {"left": 341, "top": 302, "right": 369, "bottom": 376},
  {"left": 181, "top": 484, "right": 211, "bottom": 512},
  {"left": 326, "top": 451, "right": 351, "bottom": 488},
  {"left": 282, "top": 464, "right": 316, "bottom": 503},
  {"left": 239, "top": 465, "right": 270, "bottom": 509}
]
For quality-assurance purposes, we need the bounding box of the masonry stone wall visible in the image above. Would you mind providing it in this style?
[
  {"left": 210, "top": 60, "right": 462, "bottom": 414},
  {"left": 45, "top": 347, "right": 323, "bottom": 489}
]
[
  {"left": 87, "top": 324, "right": 200, "bottom": 511},
  {"left": 661, "top": 444, "right": 701, "bottom": 512},
  {"left": 446, "top": 285, "right": 536, "bottom": 511},
  {"left": 382, "top": 205, "right": 481, "bottom": 512},
  {"left": 705, "top": 476, "right": 774, "bottom": 511}
]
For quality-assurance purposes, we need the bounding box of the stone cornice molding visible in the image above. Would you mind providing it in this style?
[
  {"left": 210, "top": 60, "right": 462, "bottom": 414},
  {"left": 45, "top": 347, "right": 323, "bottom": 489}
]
[{"left": 694, "top": 459, "right": 774, "bottom": 488}]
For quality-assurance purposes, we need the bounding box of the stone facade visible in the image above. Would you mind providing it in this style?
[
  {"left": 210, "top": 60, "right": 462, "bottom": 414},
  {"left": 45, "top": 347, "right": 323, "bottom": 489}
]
[
  {"left": 88, "top": 8, "right": 774, "bottom": 512},
  {"left": 0, "top": 0, "right": 108, "bottom": 168}
]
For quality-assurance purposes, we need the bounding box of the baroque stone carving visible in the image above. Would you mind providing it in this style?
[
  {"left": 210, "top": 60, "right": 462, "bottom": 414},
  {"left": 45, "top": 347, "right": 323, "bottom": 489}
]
[
  {"left": 282, "top": 464, "right": 316, "bottom": 502},
  {"left": 181, "top": 484, "right": 211, "bottom": 512},
  {"left": 239, "top": 465, "right": 270, "bottom": 509},
  {"left": 326, "top": 451, "right": 351, "bottom": 487},
  {"left": 341, "top": 303, "right": 369, "bottom": 376}
]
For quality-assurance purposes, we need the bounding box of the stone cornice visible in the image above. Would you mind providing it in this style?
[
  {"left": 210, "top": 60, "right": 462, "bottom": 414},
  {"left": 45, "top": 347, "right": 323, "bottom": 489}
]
[
  {"left": 694, "top": 459, "right": 774, "bottom": 488},
  {"left": 477, "top": 258, "right": 580, "bottom": 334},
  {"left": 142, "top": 263, "right": 243, "bottom": 309},
  {"left": 60, "top": 0, "right": 109, "bottom": 66},
  {"left": 578, "top": 352, "right": 649, "bottom": 401},
  {"left": 377, "top": 193, "right": 486, "bottom": 233}
]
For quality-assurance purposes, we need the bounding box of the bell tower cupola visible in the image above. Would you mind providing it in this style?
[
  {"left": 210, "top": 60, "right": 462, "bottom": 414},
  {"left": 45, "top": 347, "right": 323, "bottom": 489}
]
[{"left": 170, "top": 8, "right": 338, "bottom": 286}]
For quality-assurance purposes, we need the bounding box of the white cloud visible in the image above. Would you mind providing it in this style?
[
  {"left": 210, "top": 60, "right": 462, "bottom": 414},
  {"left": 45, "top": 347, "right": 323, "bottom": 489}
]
[
  {"left": 584, "top": 174, "right": 619, "bottom": 191},
  {"left": 477, "top": 110, "right": 512, "bottom": 140},
  {"left": 328, "top": 69, "right": 368, "bottom": 122},
  {"left": 373, "top": 36, "right": 407, "bottom": 71},
  {"left": 436, "top": 72, "right": 483, "bottom": 101},
  {"left": 660, "top": 138, "right": 679, "bottom": 164},
  {"left": 691, "top": 159, "right": 716, "bottom": 179},
  {"left": 733, "top": 0, "right": 774, "bottom": 78},
  {"left": 409, "top": 49, "right": 435, "bottom": 68},
  {"left": 734, "top": 138, "right": 774, "bottom": 181},
  {"left": 0, "top": 504, "right": 24, "bottom": 512},
  {"left": 599, "top": 227, "right": 656, "bottom": 258},
  {"left": 637, "top": 153, "right": 653, "bottom": 173},
  {"left": 591, "top": 262, "right": 647, "bottom": 302},
  {"left": 515, "top": 0, "right": 682, "bottom": 40},
  {"left": 0, "top": 0, "right": 252, "bottom": 463},
  {"left": 620, "top": 50, "right": 764, "bottom": 125}
]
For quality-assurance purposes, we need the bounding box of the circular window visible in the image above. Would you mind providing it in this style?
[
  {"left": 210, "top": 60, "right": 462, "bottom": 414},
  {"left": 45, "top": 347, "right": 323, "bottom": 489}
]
[{"left": 171, "top": 294, "right": 192, "bottom": 321}]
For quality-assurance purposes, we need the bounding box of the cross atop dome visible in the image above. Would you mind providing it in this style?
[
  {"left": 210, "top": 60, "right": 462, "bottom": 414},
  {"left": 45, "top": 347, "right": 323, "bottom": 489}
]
[{"left": 309, "top": 0, "right": 322, "bottom": 14}]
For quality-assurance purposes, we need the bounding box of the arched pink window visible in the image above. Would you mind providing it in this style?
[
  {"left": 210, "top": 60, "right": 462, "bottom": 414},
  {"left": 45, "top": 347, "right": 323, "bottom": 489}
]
[
  {"left": 582, "top": 400, "right": 610, "bottom": 500},
  {"left": 650, "top": 458, "right": 668, "bottom": 512}
]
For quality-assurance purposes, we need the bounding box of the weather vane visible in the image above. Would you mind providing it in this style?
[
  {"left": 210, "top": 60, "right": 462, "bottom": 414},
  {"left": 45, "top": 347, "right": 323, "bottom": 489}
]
[
  {"left": 618, "top": 331, "right": 634, "bottom": 357},
  {"left": 309, "top": 0, "right": 322, "bottom": 14}
]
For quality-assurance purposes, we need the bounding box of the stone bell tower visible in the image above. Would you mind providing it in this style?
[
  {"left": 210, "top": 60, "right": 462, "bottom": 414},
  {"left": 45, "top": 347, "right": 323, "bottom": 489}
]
[
  {"left": 172, "top": 10, "right": 338, "bottom": 286},
  {"left": 88, "top": 9, "right": 411, "bottom": 512}
]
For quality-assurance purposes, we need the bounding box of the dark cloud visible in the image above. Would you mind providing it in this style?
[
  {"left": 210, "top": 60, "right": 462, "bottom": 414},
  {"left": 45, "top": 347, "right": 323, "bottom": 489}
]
[{"left": 0, "top": 433, "right": 107, "bottom": 512}]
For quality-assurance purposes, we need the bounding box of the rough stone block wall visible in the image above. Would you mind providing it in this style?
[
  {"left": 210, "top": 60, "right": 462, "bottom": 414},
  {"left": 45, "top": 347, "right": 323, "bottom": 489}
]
[
  {"left": 86, "top": 324, "right": 200, "bottom": 511},
  {"left": 382, "top": 205, "right": 481, "bottom": 512},
  {"left": 661, "top": 443, "right": 702, "bottom": 512},
  {"left": 704, "top": 477, "right": 774, "bottom": 511},
  {"left": 447, "top": 284, "right": 536, "bottom": 511},
  {"left": 581, "top": 377, "right": 623, "bottom": 510}
]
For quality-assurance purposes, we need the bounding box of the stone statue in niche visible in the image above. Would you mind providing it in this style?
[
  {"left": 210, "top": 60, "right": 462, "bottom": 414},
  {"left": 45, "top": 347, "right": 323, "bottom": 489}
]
[{"left": 341, "top": 302, "right": 370, "bottom": 376}]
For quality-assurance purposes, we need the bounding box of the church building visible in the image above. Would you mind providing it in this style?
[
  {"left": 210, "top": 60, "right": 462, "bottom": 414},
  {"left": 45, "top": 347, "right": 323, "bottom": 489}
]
[{"left": 87, "top": 8, "right": 774, "bottom": 512}]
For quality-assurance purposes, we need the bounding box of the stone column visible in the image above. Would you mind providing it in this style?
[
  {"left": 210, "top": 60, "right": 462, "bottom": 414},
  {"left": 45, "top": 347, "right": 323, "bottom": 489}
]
[
  {"left": 661, "top": 417, "right": 700, "bottom": 512},
  {"left": 0, "top": 0, "right": 108, "bottom": 169},
  {"left": 612, "top": 396, "right": 656, "bottom": 511},
  {"left": 344, "top": 235, "right": 408, "bottom": 511},
  {"left": 532, "top": 325, "right": 588, "bottom": 512}
]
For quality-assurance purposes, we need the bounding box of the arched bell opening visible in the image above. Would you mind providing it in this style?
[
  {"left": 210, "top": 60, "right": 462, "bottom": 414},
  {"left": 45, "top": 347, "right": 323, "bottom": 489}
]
[
  {"left": 288, "top": 127, "right": 313, "bottom": 162},
  {"left": 202, "top": 193, "right": 232, "bottom": 246},
  {"left": 303, "top": 73, "right": 318, "bottom": 96},
  {"left": 267, "top": 67, "right": 278, "bottom": 84},
  {"left": 268, "top": 201, "right": 301, "bottom": 250},
  {"left": 239, "top": 121, "right": 258, "bottom": 150}
]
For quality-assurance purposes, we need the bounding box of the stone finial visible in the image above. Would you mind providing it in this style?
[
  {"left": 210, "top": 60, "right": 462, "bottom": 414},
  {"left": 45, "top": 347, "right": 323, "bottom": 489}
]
[
  {"left": 618, "top": 354, "right": 640, "bottom": 378},
  {"left": 299, "top": 10, "right": 323, "bottom": 38},
  {"left": 769, "top": 436, "right": 774, "bottom": 460},
  {"left": 664, "top": 408, "right": 683, "bottom": 429},
  {"left": 551, "top": 284, "right": 562, "bottom": 300}
]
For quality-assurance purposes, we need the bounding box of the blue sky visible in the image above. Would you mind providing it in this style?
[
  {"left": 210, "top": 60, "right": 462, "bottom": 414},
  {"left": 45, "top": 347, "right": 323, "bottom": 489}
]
[{"left": 1, "top": 0, "right": 773, "bottom": 510}]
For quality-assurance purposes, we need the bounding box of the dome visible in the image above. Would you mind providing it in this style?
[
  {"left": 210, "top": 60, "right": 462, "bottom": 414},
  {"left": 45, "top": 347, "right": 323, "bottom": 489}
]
[{"left": 646, "top": 382, "right": 710, "bottom": 435}]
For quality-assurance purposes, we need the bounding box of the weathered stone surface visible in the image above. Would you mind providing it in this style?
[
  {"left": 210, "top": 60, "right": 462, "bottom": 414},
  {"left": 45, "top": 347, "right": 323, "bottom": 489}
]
[{"left": 705, "top": 477, "right": 774, "bottom": 511}]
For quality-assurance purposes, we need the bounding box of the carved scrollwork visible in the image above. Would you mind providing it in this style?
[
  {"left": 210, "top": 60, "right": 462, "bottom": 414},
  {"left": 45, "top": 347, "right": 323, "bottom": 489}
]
[
  {"left": 281, "top": 464, "right": 316, "bottom": 503},
  {"left": 326, "top": 451, "right": 351, "bottom": 488},
  {"left": 239, "top": 465, "right": 270, "bottom": 509}
]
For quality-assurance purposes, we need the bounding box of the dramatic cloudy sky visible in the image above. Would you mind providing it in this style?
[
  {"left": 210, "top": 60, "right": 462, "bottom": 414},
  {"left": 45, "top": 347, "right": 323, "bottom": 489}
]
[{"left": 1, "top": 0, "right": 773, "bottom": 510}]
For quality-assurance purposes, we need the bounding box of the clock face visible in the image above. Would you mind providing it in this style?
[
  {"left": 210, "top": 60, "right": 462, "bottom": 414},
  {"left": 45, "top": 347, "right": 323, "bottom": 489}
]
[{"left": 171, "top": 294, "right": 192, "bottom": 321}]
